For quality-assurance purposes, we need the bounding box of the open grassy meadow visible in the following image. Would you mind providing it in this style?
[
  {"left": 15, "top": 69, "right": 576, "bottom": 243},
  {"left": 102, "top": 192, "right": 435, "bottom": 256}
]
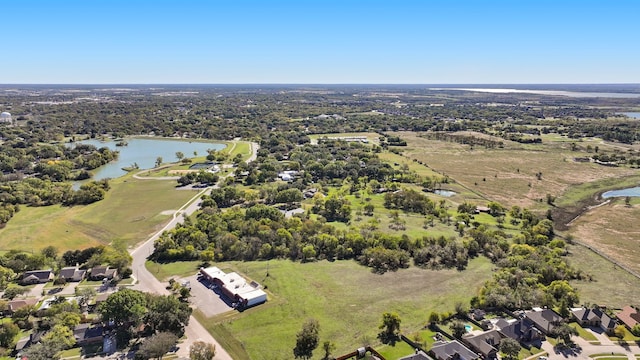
[
  {"left": 194, "top": 257, "right": 494, "bottom": 360},
  {"left": 568, "top": 242, "right": 640, "bottom": 308},
  {"left": 566, "top": 199, "right": 640, "bottom": 276},
  {"left": 0, "top": 175, "right": 198, "bottom": 252},
  {"left": 395, "top": 131, "right": 637, "bottom": 212},
  {"left": 308, "top": 132, "right": 381, "bottom": 145}
]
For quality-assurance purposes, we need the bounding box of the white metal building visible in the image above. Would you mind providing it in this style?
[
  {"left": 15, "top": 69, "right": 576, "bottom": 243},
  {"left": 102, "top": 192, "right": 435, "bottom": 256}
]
[{"left": 199, "top": 266, "right": 267, "bottom": 308}]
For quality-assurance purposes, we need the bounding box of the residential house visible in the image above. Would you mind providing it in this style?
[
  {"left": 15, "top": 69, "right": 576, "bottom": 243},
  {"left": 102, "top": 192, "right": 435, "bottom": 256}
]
[
  {"left": 571, "top": 307, "right": 617, "bottom": 335},
  {"left": 89, "top": 266, "right": 118, "bottom": 281},
  {"left": 617, "top": 306, "right": 640, "bottom": 331},
  {"left": 73, "top": 323, "right": 104, "bottom": 346},
  {"left": 429, "top": 340, "right": 480, "bottom": 360},
  {"left": 14, "top": 330, "right": 45, "bottom": 353},
  {"left": 6, "top": 298, "right": 38, "bottom": 314},
  {"left": 462, "top": 329, "right": 501, "bottom": 359},
  {"left": 59, "top": 266, "right": 87, "bottom": 282},
  {"left": 20, "top": 269, "right": 54, "bottom": 285},
  {"left": 525, "top": 309, "right": 563, "bottom": 334},
  {"left": 495, "top": 318, "right": 542, "bottom": 343}
]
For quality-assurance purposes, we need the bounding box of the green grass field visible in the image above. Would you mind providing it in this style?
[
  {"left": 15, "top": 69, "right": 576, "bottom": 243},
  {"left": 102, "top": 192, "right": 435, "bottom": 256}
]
[
  {"left": 193, "top": 257, "right": 494, "bottom": 360},
  {"left": 226, "top": 141, "right": 252, "bottom": 160},
  {"left": 568, "top": 243, "right": 640, "bottom": 308},
  {"left": 0, "top": 175, "right": 198, "bottom": 251}
]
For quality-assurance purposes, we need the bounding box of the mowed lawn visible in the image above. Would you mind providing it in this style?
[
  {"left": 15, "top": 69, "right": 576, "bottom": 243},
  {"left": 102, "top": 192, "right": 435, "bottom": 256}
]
[
  {"left": 196, "top": 257, "right": 494, "bottom": 360},
  {"left": 0, "top": 175, "right": 198, "bottom": 252}
]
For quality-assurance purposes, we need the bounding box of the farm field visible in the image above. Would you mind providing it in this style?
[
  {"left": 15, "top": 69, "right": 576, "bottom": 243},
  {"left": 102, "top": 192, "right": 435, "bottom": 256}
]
[
  {"left": 194, "top": 257, "right": 494, "bottom": 360},
  {"left": 0, "top": 175, "right": 197, "bottom": 252},
  {"left": 395, "top": 131, "right": 638, "bottom": 213}
]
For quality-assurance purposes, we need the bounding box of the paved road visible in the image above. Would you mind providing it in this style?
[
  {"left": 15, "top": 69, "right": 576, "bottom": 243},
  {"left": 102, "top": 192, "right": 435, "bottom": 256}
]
[
  {"left": 525, "top": 330, "right": 640, "bottom": 360},
  {"left": 128, "top": 142, "right": 259, "bottom": 359},
  {"left": 129, "top": 187, "right": 232, "bottom": 360}
]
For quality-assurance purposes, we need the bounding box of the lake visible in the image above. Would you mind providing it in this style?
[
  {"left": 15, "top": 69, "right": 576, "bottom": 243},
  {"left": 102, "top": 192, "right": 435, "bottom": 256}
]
[
  {"left": 70, "top": 137, "right": 225, "bottom": 181},
  {"left": 430, "top": 88, "right": 640, "bottom": 99},
  {"left": 602, "top": 187, "right": 640, "bottom": 199},
  {"left": 618, "top": 112, "right": 640, "bottom": 119}
]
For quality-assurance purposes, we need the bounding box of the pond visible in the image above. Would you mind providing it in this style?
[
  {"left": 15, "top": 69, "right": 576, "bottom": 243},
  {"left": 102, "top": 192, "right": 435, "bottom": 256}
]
[
  {"left": 602, "top": 187, "right": 640, "bottom": 199},
  {"left": 70, "top": 137, "right": 225, "bottom": 181},
  {"left": 434, "top": 189, "right": 457, "bottom": 197}
]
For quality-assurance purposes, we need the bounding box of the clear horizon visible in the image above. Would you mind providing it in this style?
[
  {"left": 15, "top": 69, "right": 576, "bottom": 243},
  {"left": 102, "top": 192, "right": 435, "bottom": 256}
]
[{"left": 2, "top": 0, "right": 639, "bottom": 84}]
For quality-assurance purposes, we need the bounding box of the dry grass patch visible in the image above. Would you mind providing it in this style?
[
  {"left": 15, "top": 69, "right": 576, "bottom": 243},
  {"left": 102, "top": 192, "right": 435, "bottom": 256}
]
[
  {"left": 567, "top": 200, "right": 640, "bottom": 275},
  {"left": 397, "top": 131, "right": 637, "bottom": 211}
]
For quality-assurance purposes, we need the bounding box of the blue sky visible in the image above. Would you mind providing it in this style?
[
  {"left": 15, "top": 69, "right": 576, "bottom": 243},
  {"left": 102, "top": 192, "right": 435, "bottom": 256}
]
[{"left": 2, "top": 0, "right": 639, "bottom": 84}]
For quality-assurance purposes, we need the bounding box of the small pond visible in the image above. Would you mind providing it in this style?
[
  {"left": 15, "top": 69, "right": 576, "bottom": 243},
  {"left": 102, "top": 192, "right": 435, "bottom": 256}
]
[
  {"left": 69, "top": 137, "right": 225, "bottom": 182},
  {"left": 602, "top": 187, "right": 640, "bottom": 199},
  {"left": 434, "top": 189, "right": 457, "bottom": 197}
]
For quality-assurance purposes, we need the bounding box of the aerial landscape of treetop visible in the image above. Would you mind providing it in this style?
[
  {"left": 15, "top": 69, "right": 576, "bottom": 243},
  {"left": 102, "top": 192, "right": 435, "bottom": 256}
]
[{"left": 2, "top": 0, "right": 640, "bottom": 359}]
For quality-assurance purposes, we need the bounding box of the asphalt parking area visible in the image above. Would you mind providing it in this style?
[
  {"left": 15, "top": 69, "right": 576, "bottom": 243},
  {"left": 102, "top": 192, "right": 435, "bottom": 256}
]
[{"left": 180, "top": 274, "right": 233, "bottom": 317}]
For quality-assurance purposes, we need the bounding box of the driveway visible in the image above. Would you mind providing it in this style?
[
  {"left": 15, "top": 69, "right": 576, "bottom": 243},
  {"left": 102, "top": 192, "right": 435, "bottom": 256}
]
[
  {"left": 26, "top": 283, "right": 46, "bottom": 298},
  {"left": 58, "top": 281, "right": 80, "bottom": 296}
]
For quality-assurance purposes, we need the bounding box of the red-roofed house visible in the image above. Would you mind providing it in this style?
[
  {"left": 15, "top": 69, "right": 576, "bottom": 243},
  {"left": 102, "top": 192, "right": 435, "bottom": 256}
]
[{"left": 617, "top": 306, "right": 640, "bottom": 331}]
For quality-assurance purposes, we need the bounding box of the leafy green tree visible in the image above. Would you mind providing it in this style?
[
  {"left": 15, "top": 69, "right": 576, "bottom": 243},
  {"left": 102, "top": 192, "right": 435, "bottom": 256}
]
[
  {"left": 302, "top": 245, "right": 316, "bottom": 262},
  {"left": 321, "top": 340, "right": 335, "bottom": 360},
  {"left": 41, "top": 245, "right": 58, "bottom": 259},
  {"left": 2, "top": 286, "right": 28, "bottom": 300},
  {"left": 0, "top": 266, "right": 16, "bottom": 290},
  {"left": 75, "top": 286, "right": 96, "bottom": 307},
  {"left": 139, "top": 332, "right": 178, "bottom": 360},
  {"left": 190, "top": 340, "right": 216, "bottom": 360},
  {"left": 451, "top": 321, "right": 466, "bottom": 339},
  {"left": 428, "top": 311, "right": 440, "bottom": 326},
  {"left": 552, "top": 323, "right": 577, "bottom": 344},
  {"left": 145, "top": 294, "right": 192, "bottom": 337},
  {"left": 42, "top": 324, "right": 76, "bottom": 350},
  {"left": 614, "top": 325, "right": 626, "bottom": 339},
  {"left": 54, "top": 312, "right": 81, "bottom": 328},
  {"left": 175, "top": 152, "right": 184, "bottom": 161},
  {"left": 98, "top": 288, "right": 147, "bottom": 327},
  {"left": 378, "top": 312, "right": 401, "bottom": 344},
  {"left": 21, "top": 342, "right": 60, "bottom": 360},
  {"left": 155, "top": 157, "right": 163, "bottom": 167},
  {"left": 499, "top": 337, "right": 521, "bottom": 360},
  {"left": 293, "top": 318, "right": 320, "bottom": 359},
  {"left": 0, "top": 322, "right": 20, "bottom": 348}
]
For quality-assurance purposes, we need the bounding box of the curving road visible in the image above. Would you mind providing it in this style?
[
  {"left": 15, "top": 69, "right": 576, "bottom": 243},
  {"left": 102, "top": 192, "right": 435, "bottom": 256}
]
[{"left": 129, "top": 140, "right": 258, "bottom": 359}]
